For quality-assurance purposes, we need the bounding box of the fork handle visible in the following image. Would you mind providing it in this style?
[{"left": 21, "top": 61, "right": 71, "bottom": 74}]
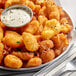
[{"left": 52, "top": 68, "right": 70, "bottom": 76}]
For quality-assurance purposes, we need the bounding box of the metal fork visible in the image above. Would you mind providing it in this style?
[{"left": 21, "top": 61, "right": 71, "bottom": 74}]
[{"left": 52, "top": 57, "right": 76, "bottom": 76}]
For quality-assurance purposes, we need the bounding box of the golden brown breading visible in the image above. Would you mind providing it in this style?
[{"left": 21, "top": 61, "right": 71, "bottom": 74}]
[
  {"left": 39, "top": 40, "right": 54, "bottom": 52},
  {"left": 38, "top": 15, "right": 48, "bottom": 26},
  {"left": 22, "top": 32, "right": 39, "bottom": 52},
  {"left": 4, "top": 55, "right": 23, "bottom": 69},
  {"left": 0, "top": 43, "right": 4, "bottom": 65},
  {"left": 41, "top": 30, "right": 55, "bottom": 39},
  {"left": 44, "top": 19, "right": 61, "bottom": 35},
  {"left": 36, "top": 0, "right": 45, "bottom": 5},
  {"left": 60, "top": 18, "right": 68, "bottom": 24},
  {"left": 11, "top": 51, "right": 34, "bottom": 61},
  {"left": 5, "top": 0, "right": 21, "bottom": 8},
  {"left": 22, "top": 20, "right": 39, "bottom": 34},
  {"left": 3, "top": 31, "right": 24, "bottom": 48},
  {"left": 0, "top": 21, "right": 6, "bottom": 28},
  {"left": 38, "top": 6, "right": 47, "bottom": 16},
  {"left": 34, "top": 5, "right": 41, "bottom": 15},
  {"left": 35, "top": 35, "right": 42, "bottom": 42},
  {"left": 52, "top": 33, "right": 69, "bottom": 49},
  {"left": 0, "top": 27, "right": 3, "bottom": 42},
  {"left": 24, "top": 57, "right": 42, "bottom": 67},
  {"left": 46, "top": 0, "right": 60, "bottom": 20},
  {"left": 61, "top": 24, "right": 72, "bottom": 34},
  {"left": 40, "top": 49, "right": 55, "bottom": 63},
  {"left": 25, "top": 0, "right": 35, "bottom": 11}
]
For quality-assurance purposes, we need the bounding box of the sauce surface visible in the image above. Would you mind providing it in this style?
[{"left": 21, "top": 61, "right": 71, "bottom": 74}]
[{"left": 1, "top": 9, "right": 31, "bottom": 27}]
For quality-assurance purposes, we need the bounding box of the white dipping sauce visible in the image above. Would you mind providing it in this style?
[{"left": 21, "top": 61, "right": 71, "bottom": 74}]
[{"left": 1, "top": 9, "right": 31, "bottom": 27}]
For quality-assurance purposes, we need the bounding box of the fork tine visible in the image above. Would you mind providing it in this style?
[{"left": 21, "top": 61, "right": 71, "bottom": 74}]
[{"left": 71, "top": 57, "right": 76, "bottom": 63}]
